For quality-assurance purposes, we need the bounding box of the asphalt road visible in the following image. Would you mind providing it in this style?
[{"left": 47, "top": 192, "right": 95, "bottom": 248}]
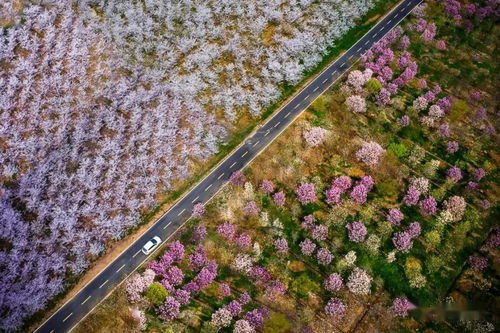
[{"left": 35, "top": 0, "right": 422, "bottom": 331}]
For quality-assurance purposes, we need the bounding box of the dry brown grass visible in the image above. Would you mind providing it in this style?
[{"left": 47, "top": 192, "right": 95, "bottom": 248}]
[{"left": 73, "top": 287, "right": 138, "bottom": 333}]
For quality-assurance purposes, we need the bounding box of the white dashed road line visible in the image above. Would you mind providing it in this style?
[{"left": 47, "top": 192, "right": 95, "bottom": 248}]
[
  {"left": 177, "top": 208, "right": 186, "bottom": 216},
  {"left": 204, "top": 184, "right": 213, "bottom": 191},
  {"left": 116, "top": 264, "right": 126, "bottom": 272},
  {"left": 98, "top": 280, "right": 108, "bottom": 289},
  {"left": 163, "top": 221, "right": 172, "bottom": 230},
  {"left": 217, "top": 173, "right": 224, "bottom": 180},
  {"left": 132, "top": 250, "right": 141, "bottom": 258},
  {"left": 230, "top": 161, "right": 237, "bottom": 168},
  {"left": 81, "top": 296, "right": 91, "bottom": 305},
  {"left": 191, "top": 196, "right": 199, "bottom": 203},
  {"left": 62, "top": 313, "right": 73, "bottom": 323},
  {"left": 242, "top": 151, "right": 248, "bottom": 157}
]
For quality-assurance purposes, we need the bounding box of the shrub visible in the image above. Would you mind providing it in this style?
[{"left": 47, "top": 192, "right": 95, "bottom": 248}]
[
  {"left": 387, "top": 142, "right": 409, "bottom": 159},
  {"left": 145, "top": 282, "right": 169, "bottom": 306},
  {"left": 366, "top": 78, "right": 382, "bottom": 94}
]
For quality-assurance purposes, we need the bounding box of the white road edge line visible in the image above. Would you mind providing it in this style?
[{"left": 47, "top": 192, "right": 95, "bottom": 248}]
[
  {"left": 98, "top": 280, "right": 108, "bottom": 289},
  {"left": 35, "top": 1, "right": 421, "bottom": 332},
  {"left": 62, "top": 313, "right": 73, "bottom": 323},
  {"left": 116, "top": 264, "right": 126, "bottom": 273},
  {"left": 81, "top": 296, "right": 91, "bottom": 305}
]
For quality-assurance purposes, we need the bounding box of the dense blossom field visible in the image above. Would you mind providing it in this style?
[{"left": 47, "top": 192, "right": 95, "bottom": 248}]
[
  {"left": 0, "top": 0, "right": 386, "bottom": 330},
  {"left": 75, "top": 0, "right": 499, "bottom": 332}
]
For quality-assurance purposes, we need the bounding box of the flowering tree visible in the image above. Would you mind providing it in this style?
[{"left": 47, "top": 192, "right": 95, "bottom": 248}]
[
  {"left": 230, "top": 171, "right": 246, "bottom": 187},
  {"left": 317, "top": 248, "right": 334, "bottom": 265},
  {"left": 325, "top": 273, "right": 344, "bottom": 292},
  {"left": 346, "top": 95, "right": 367, "bottom": 113},
  {"left": 443, "top": 196, "right": 466, "bottom": 222},
  {"left": 259, "top": 180, "right": 275, "bottom": 194},
  {"left": 468, "top": 254, "right": 488, "bottom": 272},
  {"left": 418, "top": 197, "right": 438, "bottom": 217},
  {"left": 312, "top": 225, "right": 328, "bottom": 241},
  {"left": 387, "top": 208, "right": 404, "bottom": 225},
  {"left": 158, "top": 297, "right": 181, "bottom": 321},
  {"left": 272, "top": 191, "right": 286, "bottom": 207},
  {"left": 244, "top": 201, "right": 260, "bottom": 216},
  {"left": 350, "top": 183, "right": 369, "bottom": 205},
  {"left": 210, "top": 308, "right": 233, "bottom": 329},
  {"left": 234, "top": 319, "right": 256, "bottom": 333},
  {"left": 217, "top": 222, "right": 237, "bottom": 240},
  {"left": 295, "top": 183, "right": 317, "bottom": 204},
  {"left": 346, "top": 221, "right": 367, "bottom": 243},
  {"left": 324, "top": 298, "right": 347, "bottom": 321},
  {"left": 299, "top": 239, "right": 317, "bottom": 256},
  {"left": 303, "top": 127, "right": 327, "bottom": 147},
  {"left": 191, "top": 203, "right": 206, "bottom": 219},
  {"left": 392, "top": 232, "right": 413, "bottom": 252},
  {"left": 274, "top": 238, "right": 289, "bottom": 255},
  {"left": 356, "top": 141, "right": 385, "bottom": 166},
  {"left": 347, "top": 268, "right": 372, "bottom": 295},
  {"left": 447, "top": 166, "right": 463, "bottom": 183},
  {"left": 126, "top": 269, "right": 156, "bottom": 303},
  {"left": 390, "top": 298, "right": 416, "bottom": 317}
]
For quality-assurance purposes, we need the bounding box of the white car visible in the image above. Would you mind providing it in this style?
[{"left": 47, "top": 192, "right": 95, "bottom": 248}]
[{"left": 142, "top": 236, "right": 161, "bottom": 255}]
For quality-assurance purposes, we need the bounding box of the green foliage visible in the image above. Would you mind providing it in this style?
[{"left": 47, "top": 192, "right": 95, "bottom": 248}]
[
  {"left": 374, "top": 181, "right": 399, "bottom": 200},
  {"left": 290, "top": 273, "right": 319, "bottom": 298},
  {"left": 448, "top": 99, "right": 470, "bottom": 122},
  {"left": 262, "top": 313, "right": 291, "bottom": 333},
  {"left": 424, "top": 230, "right": 441, "bottom": 248},
  {"left": 145, "top": 283, "right": 168, "bottom": 306},
  {"left": 366, "top": 78, "right": 382, "bottom": 94},
  {"left": 387, "top": 142, "right": 409, "bottom": 159}
]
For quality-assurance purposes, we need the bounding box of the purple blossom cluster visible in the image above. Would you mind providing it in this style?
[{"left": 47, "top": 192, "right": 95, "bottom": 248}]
[
  {"left": 317, "top": 247, "right": 334, "bottom": 265},
  {"left": 191, "top": 203, "right": 206, "bottom": 219},
  {"left": 403, "top": 188, "right": 420, "bottom": 206},
  {"left": 387, "top": 208, "right": 404, "bottom": 226},
  {"left": 325, "top": 273, "right": 344, "bottom": 292},
  {"left": 390, "top": 298, "right": 416, "bottom": 317},
  {"left": 299, "top": 239, "right": 317, "bottom": 256},
  {"left": 356, "top": 141, "right": 386, "bottom": 166},
  {"left": 272, "top": 191, "right": 286, "bottom": 207},
  {"left": 274, "top": 238, "right": 289, "bottom": 254},
  {"left": 418, "top": 197, "right": 438, "bottom": 217},
  {"left": 217, "top": 222, "right": 237, "bottom": 241},
  {"left": 259, "top": 179, "right": 275, "bottom": 194},
  {"left": 244, "top": 308, "right": 270, "bottom": 329},
  {"left": 346, "top": 221, "right": 368, "bottom": 243},
  {"left": 229, "top": 171, "right": 246, "bottom": 187},
  {"left": 324, "top": 298, "right": 347, "bottom": 320},
  {"left": 447, "top": 166, "right": 463, "bottom": 183},
  {"left": 244, "top": 201, "right": 260, "bottom": 216},
  {"left": 468, "top": 254, "right": 488, "bottom": 272},
  {"left": 446, "top": 141, "right": 459, "bottom": 153},
  {"left": 303, "top": 127, "right": 327, "bottom": 147},
  {"left": 325, "top": 175, "right": 352, "bottom": 205},
  {"left": 301, "top": 215, "right": 316, "bottom": 230},
  {"left": 295, "top": 183, "right": 317, "bottom": 205}
]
